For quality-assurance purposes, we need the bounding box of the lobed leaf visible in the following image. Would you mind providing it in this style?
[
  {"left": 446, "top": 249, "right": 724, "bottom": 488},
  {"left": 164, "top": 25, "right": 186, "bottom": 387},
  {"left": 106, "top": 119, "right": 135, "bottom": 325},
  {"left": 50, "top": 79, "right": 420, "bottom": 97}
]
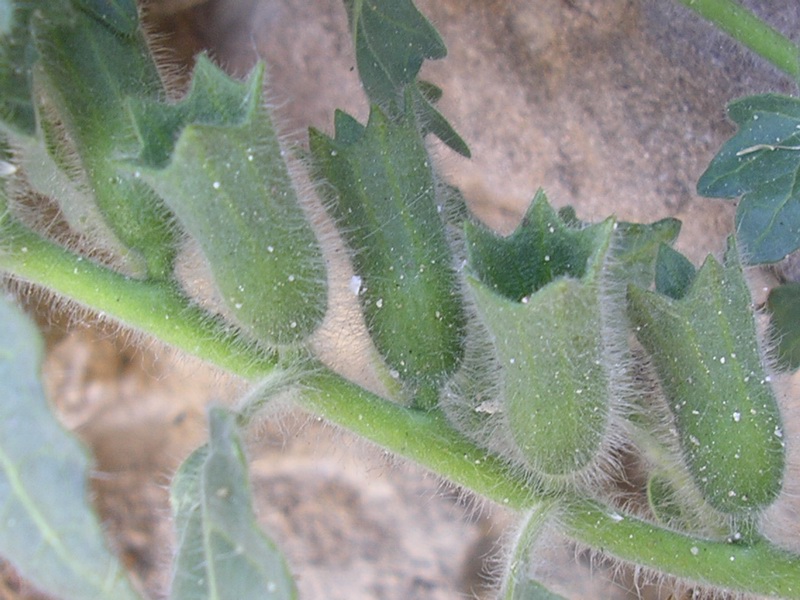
[
  {"left": 344, "top": 0, "right": 444, "bottom": 105},
  {"left": 343, "top": 0, "right": 469, "bottom": 156},
  {"left": 410, "top": 83, "right": 470, "bottom": 157},
  {"left": 132, "top": 56, "right": 327, "bottom": 347},
  {"left": 0, "top": 296, "right": 140, "bottom": 600},
  {"left": 310, "top": 103, "right": 465, "bottom": 407},
  {"left": 468, "top": 194, "right": 679, "bottom": 300},
  {"left": 465, "top": 190, "right": 604, "bottom": 302},
  {"left": 169, "top": 408, "right": 297, "bottom": 600},
  {"left": 698, "top": 93, "right": 800, "bottom": 264}
]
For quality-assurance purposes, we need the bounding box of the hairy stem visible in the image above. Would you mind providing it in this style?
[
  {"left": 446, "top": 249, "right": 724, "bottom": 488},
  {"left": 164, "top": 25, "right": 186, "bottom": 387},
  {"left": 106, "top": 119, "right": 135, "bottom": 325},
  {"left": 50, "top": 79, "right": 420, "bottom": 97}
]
[
  {"left": 297, "top": 372, "right": 800, "bottom": 598},
  {"left": 675, "top": 0, "right": 800, "bottom": 82},
  {"left": 2, "top": 216, "right": 800, "bottom": 597},
  {"left": 0, "top": 215, "right": 276, "bottom": 378}
]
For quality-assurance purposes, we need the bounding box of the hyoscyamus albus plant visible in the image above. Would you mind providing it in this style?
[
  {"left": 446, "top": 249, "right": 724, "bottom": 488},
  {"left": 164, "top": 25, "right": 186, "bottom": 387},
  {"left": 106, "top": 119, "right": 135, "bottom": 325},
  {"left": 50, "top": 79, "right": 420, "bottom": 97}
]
[{"left": 1, "top": 0, "right": 800, "bottom": 598}]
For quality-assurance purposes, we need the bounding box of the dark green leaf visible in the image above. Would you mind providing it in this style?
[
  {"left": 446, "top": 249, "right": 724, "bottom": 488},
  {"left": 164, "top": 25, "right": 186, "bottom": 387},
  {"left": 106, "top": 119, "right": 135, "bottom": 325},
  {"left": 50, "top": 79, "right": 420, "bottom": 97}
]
[
  {"left": 344, "top": 0, "right": 445, "bottom": 106},
  {"left": 655, "top": 243, "right": 696, "bottom": 300},
  {"left": 310, "top": 104, "right": 465, "bottom": 407},
  {"left": 767, "top": 282, "right": 800, "bottom": 371},
  {"left": 0, "top": 296, "right": 140, "bottom": 600},
  {"left": 698, "top": 94, "right": 800, "bottom": 264},
  {"left": 410, "top": 84, "right": 470, "bottom": 157},
  {"left": 132, "top": 56, "right": 327, "bottom": 346},
  {"left": 343, "top": 0, "right": 469, "bottom": 155},
  {"left": 170, "top": 408, "right": 297, "bottom": 600}
]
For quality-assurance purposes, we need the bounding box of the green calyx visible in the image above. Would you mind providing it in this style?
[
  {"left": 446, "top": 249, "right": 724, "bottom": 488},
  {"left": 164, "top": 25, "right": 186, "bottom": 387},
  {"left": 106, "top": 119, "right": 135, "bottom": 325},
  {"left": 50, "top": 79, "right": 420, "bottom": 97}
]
[
  {"left": 131, "top": 55, "right": 327, "bottom": 347},
  {"left": 628, "top": 237, "right": 785, "bottom": 518},
  {"left": 310, "top": 103, "right": 466, "bottom": 408},
  {"left": 20, "top": 0, "right": 176, "bottom": 278},
  {"left": 464, "top": 191, "right": 621, "bottom": 481}
]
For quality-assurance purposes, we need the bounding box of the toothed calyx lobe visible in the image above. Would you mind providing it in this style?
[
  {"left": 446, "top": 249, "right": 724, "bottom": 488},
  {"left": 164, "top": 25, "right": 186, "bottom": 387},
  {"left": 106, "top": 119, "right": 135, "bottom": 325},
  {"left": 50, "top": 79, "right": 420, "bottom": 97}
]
[
  {"left": 18, "top": 0, "right": 176, "bottom": 278},
  {"left": 131, "top": 55, "right": 327, "bottom": 347},
  {"left": 628, "top": 237, "right": 785, "bottom": 517},
  {"left": 309, "top": 103, "right": 466, "bottom": 408},
  {"left": 464, "top": 190, "right": 620, "bottom": 480}
]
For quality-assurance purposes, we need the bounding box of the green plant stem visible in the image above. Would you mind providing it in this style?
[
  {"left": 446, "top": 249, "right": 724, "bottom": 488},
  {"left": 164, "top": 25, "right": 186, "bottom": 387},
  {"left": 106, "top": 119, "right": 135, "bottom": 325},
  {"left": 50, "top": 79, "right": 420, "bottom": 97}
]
[
  {"left": 675, "top": 0, "right": 800, "bottom": 82},
  {"left": 3, "top": 217, "right": 800, "bottom": 597},
  {"left": 0, "top": 215, "right": 276, "bottom": 378},
  {"left": 297, "top": 372, "right": 800, "bottom": 598},
  {"left": 561, "top": 503, "right": 800, "bottom": 598}
]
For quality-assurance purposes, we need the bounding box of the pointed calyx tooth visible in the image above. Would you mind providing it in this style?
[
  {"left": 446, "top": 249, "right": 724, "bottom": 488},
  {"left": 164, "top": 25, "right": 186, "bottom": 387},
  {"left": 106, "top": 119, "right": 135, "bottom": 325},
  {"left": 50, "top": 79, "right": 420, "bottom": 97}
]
[
  {"left": 132, "top": 56, "right": 327, "bottom": 346},
  {"left": 309, "top": 102, "right": 466, "bottom": 408},
  {"left": 465, "top": 190, "right": 622, "bottom": 481}
]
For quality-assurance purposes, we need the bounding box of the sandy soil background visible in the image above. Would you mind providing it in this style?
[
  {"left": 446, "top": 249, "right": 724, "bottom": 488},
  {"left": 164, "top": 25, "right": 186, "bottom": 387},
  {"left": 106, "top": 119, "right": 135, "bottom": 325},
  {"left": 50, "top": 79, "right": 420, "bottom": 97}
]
[{"left": 2, "top": 1, "right": 800, "bottom": 599}]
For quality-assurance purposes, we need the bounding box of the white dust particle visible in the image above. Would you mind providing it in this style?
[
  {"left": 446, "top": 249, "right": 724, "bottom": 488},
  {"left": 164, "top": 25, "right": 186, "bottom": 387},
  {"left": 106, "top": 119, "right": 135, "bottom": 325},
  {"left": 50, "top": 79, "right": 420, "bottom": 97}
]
[{"left": 349, "top": 275, "right": 362, "bottom": 295}]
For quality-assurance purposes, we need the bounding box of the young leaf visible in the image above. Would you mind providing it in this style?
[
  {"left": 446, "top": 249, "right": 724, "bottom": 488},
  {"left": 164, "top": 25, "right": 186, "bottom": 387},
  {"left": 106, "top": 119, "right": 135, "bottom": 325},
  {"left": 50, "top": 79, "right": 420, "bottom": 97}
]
[
  {"left": 131, "top": 56, "right": 327, "bottom": 347},
  {"left": 343, "top": 0, "right": 470, "bottom": 156},
  {"left": 26, "top": 0, "right": 176, "bottom": 278},
  {"left": 698, "top": 93, "right": 800, "bottom": 264},
  {"left": 464, "top": 191, "right": 622, "bottom": 480},
  {"left": 344, "top": 0, "right": 445, "bottom": 106},
  {"left": 628, "top": 237, "right": 785, "bottom": 519},
  {"left": 169, "top": 407, "right": 297, "bottom": 600},
  {"left": 0, "top": 296, "right": 140, "bottom": 600},
  {"left": 310, "top": 104, "right": 466, "bottom": 408},
  {"left": 767, "top": 282, "right": 800, "bottom": 371}
]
